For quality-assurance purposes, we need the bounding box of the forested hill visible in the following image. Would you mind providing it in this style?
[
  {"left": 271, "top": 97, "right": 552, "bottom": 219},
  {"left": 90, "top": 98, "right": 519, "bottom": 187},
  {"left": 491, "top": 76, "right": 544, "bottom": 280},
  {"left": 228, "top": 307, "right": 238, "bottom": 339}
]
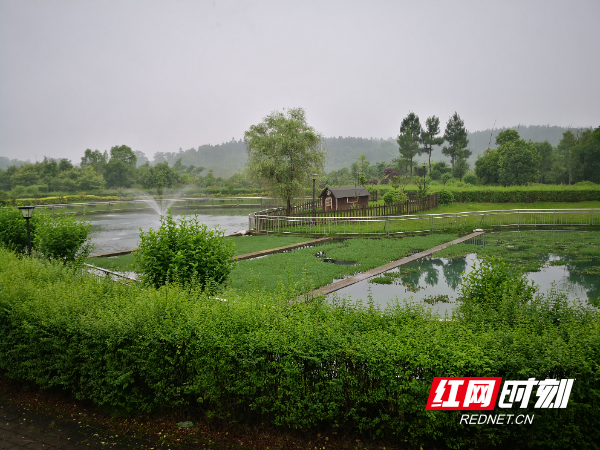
[
  {"left": 0, "top": 125, "right": 578, "bottom": 175},
  {"left": 150, "top": 125, "right": 575, "bottom": 176}
]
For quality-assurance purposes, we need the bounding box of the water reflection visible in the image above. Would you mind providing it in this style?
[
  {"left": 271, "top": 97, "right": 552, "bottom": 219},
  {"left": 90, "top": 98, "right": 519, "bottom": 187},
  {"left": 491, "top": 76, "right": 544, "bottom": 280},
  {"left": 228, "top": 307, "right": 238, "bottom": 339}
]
[{"left": 328, "top": 253, "right": 600, "bottom": 313}]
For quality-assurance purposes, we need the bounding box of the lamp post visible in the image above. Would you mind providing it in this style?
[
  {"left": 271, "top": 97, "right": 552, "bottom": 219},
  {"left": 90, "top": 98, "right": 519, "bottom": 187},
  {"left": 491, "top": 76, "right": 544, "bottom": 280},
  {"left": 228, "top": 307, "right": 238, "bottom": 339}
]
[
  {"left": 18, "top": 206, "right": 35, "bottom": 255},
  {"left": 311, "top": 173, "right": 318, "bottom": 218}
]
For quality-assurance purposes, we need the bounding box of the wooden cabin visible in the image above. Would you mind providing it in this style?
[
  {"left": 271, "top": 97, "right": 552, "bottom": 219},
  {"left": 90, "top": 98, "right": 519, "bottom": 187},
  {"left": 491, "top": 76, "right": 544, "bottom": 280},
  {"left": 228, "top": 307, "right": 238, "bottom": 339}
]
[{"left": 319, "top": 186, "right": 370, "bottom": 212}]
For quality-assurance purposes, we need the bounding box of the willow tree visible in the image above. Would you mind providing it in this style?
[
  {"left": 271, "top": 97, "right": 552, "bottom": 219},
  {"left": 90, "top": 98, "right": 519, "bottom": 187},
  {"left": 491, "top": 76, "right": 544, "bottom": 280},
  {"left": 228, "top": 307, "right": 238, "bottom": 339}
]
[{"left": 244, "top": 108, "right": 326, "bottom": 215}]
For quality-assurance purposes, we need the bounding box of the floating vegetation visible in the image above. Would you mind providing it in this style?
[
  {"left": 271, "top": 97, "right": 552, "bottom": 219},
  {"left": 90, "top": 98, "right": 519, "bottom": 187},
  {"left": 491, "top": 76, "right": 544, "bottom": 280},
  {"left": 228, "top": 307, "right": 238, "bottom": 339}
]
[
  {"left": 550, "top": 260, "right": 568, "bottom": 266},
  {"left": 370, "top": 276, "right": 393, "bottom": 284},
  {"left": 423, "top": 294, "right": 450, "bottom": 304},
  {"left": 581, "top": 266, "right": 600, "bottom": 275}
]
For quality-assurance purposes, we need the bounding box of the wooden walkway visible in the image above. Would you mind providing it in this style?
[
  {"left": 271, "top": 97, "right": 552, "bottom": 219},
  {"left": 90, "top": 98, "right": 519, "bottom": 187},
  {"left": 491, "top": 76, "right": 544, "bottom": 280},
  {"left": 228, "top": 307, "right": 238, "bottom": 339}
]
[
  {"left": 89, "top": 237, "right": 333, "bottom": 260},
  {"left": 232, "top": 237, "right": 332, "bottom": 260},
  {"left": 308, "top": 231, "right": 485, "bottom": 297}
]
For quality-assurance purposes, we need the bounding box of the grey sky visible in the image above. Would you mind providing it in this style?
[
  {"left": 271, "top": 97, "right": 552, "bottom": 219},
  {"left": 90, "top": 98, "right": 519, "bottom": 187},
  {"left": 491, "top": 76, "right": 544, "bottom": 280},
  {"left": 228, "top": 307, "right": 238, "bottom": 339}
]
[{"left": 1, "top": 0, "right": 599, "bottom": 163}]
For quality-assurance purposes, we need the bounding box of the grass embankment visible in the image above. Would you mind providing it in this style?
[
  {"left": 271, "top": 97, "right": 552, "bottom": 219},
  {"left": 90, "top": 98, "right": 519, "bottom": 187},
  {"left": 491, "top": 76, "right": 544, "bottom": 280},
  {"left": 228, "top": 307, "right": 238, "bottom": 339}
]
[
  {"left": 424, "top": 200, "right": 600, "bottom": 215},
  {"left": 1, "top": 248, "right": 599, "bottom": 449},
  {"left": 227, "top": 234, "right": 457, "bottom": 294},
  {"left": 86, "top": 235, "right": 314, "bottom": 272}
]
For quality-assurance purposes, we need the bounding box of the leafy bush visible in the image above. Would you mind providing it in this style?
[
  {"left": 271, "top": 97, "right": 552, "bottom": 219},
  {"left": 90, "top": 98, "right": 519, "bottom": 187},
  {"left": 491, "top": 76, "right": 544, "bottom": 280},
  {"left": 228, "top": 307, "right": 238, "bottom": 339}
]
[
  {"left": 441, "top": 172, "right": 452, "bottom": 184},
  {"left": 430, "top": 185, "right": 600, "bottom": 203},
  {"left": 575, "top": 180, "right": 597, "bottom": 187},
  {"left": 134, "top": 211, "right": 235, "bottom": 289},
  {"left": 463, "top": 172, "right": 477, "bottom": 185},
  {"left": 0, "top": 207, "right": 92, "bottom": 260},
  {"left": 382, "top": 189, "right": 407, "bottom": 205},
  {"left": 33, "top": 212, "right": 93, "bottom": 263},
  {"left": 457, "top": 257, "right": 537, "bottom": 322},
  {"left": 0, "top": 250, "right": 599, "bottom": 449},
  {"left": 0, "top": 207, "right": 30, "bottom": 252},
  {"left": 438, "top": 189, "right": 454, "bottom": 205}
]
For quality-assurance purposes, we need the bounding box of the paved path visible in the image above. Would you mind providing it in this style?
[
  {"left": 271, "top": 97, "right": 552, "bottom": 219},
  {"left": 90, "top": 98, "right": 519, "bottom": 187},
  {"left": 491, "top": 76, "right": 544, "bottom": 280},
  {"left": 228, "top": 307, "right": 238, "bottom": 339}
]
[
  {"left": 309, "top": 231, "right": 485, "bottom": 296},
  {"left": 0, "top": 399, "right": 132, "bottom": 450}
]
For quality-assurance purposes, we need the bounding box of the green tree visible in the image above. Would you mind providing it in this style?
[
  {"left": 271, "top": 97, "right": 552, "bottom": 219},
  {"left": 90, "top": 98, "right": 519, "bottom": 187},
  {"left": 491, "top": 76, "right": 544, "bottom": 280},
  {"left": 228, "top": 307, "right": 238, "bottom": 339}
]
[
  {"left": 10, "top": 165, "right": 40, "bottom": 187},
  {"left": 80, "top": 149, "right": 107, "bottom": 175},
  {"left": 557, "top": 130, "right": 579, "bottom": 185},
  {"left": 420, "top": 115, "right": 444, "bottom": 173},
  {"left": 442, "top": 112, "right": 470, "bottom": 168},
  {"left": 104, "top": 145, "right": 137, "bottom": 188},
  {"left": 453, "top": 157, "right": 470, "bottom": 182},
  {"left": 245, "top": 108, "right": 326, "bottom": 215},
  {"left": 498, "top": 139, "right": 541, "bottom": 186},
  {"left": 139, "top": 162, "right": 179, "bottom": 191},
  {"left": 396, "top": 112, "right": 422, "bottom": 176},
  {"left": 571, "top": 127, "right": 600, "bottom": 184},
  {"left": 535, "top": 141, "right": 555, "bottom": 184},
  {"left": 58, "top": 159, "right": 74, "bottom": 172},
  {"left": 475, "top": 148, "right": 500, "bottom": 184},
  {"left": 495, "top": 129, "right": 520, "bottom": 146},
  {"left": 77, "top": 166, "right": 106, "bottom": 191},
  {"left": 40, "top": 157, "right": 59, "bottom": 182},
  {"left": 109, "top": 145, "right": 137, "bottom": 166},
  {"left": 133, "top": 150, "right": 149, "bottom": 167}
]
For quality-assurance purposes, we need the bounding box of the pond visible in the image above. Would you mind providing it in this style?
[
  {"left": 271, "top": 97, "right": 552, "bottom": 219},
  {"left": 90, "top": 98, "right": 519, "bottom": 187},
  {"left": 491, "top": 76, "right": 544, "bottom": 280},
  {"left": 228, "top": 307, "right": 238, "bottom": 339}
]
[
  {"left": 89, "top": 208, "right": 255, "bottom": 254},
  {"left": 328, "top": 231, "right": 600, "bottom": 314}
]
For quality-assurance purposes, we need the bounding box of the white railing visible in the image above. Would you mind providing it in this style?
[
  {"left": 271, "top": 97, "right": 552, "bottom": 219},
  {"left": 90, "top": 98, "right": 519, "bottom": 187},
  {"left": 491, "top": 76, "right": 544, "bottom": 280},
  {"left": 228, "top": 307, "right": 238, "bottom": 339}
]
[{"left": 250, "top": 209, "right": 600, "bottom": 235}]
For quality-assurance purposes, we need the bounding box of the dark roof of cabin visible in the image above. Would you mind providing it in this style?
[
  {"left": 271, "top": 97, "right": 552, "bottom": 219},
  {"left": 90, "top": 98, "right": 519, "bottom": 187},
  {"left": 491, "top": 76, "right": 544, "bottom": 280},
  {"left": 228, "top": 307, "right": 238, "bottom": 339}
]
[{"left": 319, "top": 186, "right": 370, "bottom": 198}]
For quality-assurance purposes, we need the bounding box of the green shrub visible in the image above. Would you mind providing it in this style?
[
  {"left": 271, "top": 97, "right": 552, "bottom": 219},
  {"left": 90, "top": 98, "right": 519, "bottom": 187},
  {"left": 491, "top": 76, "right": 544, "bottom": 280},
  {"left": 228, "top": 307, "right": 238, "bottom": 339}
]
[
  {"left": 463, "top": 172, "right": 477, "bottom": 185},
  {"left": 33, "top": 212, "right": 93, "bottom": 263},
  {"left": 382, "top": 189, "right": 407, "bottom": 205},
  {"left": 431, "top": 185, "right": 600, "bottom": 203},
  {"left": 441, "top": 173, "right": 452, "bottom": 185},
  {"left": 0, "top": 207, "right": 30, "bottom": 252},
  {"left": 134, "top": 211, "right": 235, "bottom": 289},
  {"left": 0, "top": 250, "right": 599, "bottom": 449},
  {"left": 438, "top": 189, "right": 454, "bottom": 205}
]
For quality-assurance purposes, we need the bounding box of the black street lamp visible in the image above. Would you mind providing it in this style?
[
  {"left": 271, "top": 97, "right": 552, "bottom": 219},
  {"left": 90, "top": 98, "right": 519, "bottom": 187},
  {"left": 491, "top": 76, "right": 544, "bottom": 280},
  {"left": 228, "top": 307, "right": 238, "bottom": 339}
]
[
  {"left": 311, "top": 173, "right": 318, "bottom": 218},
  {"left": 18, "top": 206, "right": 35, "bottom": 255}
]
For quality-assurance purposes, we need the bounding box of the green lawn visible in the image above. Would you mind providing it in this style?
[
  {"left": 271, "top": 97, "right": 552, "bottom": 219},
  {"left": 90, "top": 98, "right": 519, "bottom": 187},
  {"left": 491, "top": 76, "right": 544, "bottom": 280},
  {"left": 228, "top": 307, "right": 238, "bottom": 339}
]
[
  {"left": 226, "top": 234, "right": 458, "bottom": 294},
  {"left": 86, "top": 235, "right": 315, "bottom": 272}
]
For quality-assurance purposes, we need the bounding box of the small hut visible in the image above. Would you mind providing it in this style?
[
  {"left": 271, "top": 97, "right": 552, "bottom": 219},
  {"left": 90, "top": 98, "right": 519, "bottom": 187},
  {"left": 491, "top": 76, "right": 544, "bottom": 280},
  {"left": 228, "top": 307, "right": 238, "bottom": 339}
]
[{"left": 319, "top": 186, "right": 370, "bottom": 212}]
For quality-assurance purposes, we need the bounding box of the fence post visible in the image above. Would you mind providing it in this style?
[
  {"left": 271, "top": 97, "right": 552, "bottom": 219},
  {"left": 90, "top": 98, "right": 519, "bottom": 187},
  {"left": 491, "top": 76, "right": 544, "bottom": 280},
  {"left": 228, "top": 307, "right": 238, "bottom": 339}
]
[{"left": 386, "top": 216, "right": 389, "bottom": 235}]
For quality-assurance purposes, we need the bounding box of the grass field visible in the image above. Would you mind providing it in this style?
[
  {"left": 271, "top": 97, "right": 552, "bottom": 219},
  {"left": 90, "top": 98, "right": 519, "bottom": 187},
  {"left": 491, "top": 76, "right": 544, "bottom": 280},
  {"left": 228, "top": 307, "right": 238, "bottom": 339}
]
[
  {"left": 86, "top": 235, "right": 315, "bottom": 272},
  {"left": 226, "top": 234, "right": 457, "bottom": 294}
]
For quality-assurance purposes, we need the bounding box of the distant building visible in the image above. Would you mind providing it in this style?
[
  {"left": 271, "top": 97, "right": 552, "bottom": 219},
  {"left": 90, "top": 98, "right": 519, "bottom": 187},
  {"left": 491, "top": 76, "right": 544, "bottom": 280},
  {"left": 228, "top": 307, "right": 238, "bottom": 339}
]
[{"left": 319, "top": 186, "right": 370, "bottom": 212}]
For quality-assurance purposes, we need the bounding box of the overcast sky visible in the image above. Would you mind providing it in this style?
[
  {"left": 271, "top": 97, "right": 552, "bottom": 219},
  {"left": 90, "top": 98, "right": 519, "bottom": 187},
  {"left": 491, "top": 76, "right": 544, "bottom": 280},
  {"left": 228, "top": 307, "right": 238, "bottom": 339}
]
[{"left": 1, "top": 0, "right": 599, "bottom": 163}]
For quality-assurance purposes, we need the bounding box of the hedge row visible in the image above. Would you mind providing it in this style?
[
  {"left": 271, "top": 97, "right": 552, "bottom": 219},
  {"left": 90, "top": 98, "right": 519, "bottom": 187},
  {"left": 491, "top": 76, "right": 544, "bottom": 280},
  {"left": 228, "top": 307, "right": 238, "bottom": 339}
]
[
  {"left": 430, "top": 188, "right": 600, "bottom": 203},
  {"left": 0, "top": 251, "right": 599, "bottom": 449},
  {"left": 5, "top": 195, "right": 126, "bottom": 206}
]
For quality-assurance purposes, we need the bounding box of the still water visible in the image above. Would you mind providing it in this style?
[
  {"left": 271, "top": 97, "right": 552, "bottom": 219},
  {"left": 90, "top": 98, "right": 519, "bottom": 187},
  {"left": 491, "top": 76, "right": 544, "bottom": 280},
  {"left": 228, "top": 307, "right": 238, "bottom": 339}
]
[
  {"left": 89, "top": 208, "right": 254, "bottom": 254},
  {"left": 328, "top": 253, "right": 600, "bottom": 314}
]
